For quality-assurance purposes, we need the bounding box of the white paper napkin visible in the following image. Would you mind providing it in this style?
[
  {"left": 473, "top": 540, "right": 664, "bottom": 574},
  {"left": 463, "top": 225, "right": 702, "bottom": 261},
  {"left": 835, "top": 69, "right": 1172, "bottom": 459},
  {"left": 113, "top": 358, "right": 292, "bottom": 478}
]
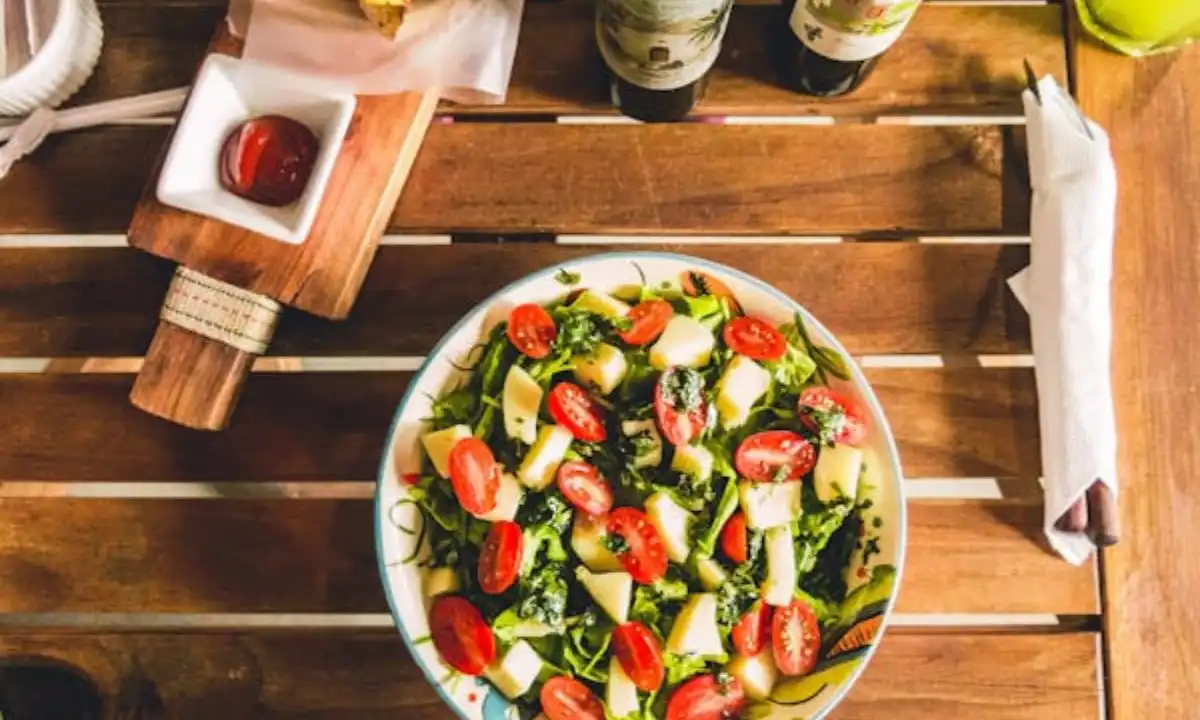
[
  {"left": 226, "top": 0, "right": 525, "bottom": 105},
  {"left": 1007, "top": 76, "right": 1118, "bottom": 565}
]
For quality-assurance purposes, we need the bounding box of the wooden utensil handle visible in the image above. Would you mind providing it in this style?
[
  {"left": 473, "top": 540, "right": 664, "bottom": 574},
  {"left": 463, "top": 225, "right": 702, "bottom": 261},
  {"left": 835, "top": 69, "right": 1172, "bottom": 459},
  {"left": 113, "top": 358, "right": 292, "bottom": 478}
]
[
  {"left": 1086, "top": 481, "right": 1120, "bottom": 547},
  {"left": 129, "top": 267, "right": 281, "bottom": 431}
]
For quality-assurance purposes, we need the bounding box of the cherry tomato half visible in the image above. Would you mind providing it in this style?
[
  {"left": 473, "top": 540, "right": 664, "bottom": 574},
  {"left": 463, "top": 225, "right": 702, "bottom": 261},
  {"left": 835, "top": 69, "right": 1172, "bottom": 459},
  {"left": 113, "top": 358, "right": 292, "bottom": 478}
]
[
  {"left": 720, "top": 511, "right": 748, "bottom": 565},
  {"left": 612, "top": 621, "right": 665, "bottom": 692},
  {"left": 606, "top": 507, "right": 668, "bottom": 584},
  {"left": 734, "top": 430, "right": 816, "bottom": 483},
  {"left": 507, "top": 303, "right": 557, "bottom": 359},
  {"left": 541, "top": 676, "right": 605, "bottom": 720},
  {"left": 731, "top": 602, "right": 770, "bottom": 657},
  {"left": 665, "top": 674, "right": 745, "bottom": 720},
  {"left": 478, "top": 520, "right": 524, "bottom": 595},
  {"left": 654, "top": 367, "right": 708, "bottom": 446},
  {"left": 797, "top": 387, "right": 868, "bottom": 445},
  {"left": 772, "top": 598, "right": 821, "bottom": 677},
  {"left": 619, "top": 299, "right": 673, "bottom": 346},
  {"left": 429, "top": 595, "right": 496, "bottom": 676},
  {"left": 723, "top": 316, "right": 787, "bottom": 361},
  {"left": 447, "top": 438, "right": 501, "bottom": 515},
  {"left": 549, "top": 382, "right": 607, "bottom": 442},
  {"left": 557, "top": 461, "right": 614, "bottom": 516}
]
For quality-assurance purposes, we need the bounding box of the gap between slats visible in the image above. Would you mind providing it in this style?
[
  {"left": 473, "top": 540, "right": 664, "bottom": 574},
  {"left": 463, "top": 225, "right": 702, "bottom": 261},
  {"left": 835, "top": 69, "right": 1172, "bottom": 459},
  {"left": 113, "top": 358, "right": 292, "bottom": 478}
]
[
  {"left": 0, "top": 234, "right": 1033, "bottom": 247},
  {"left": 0, "top": 478, "right": 1044, "bottom": 500},
  {"left": 0, "top": 613, "right": 1093, "bottom": 631}
]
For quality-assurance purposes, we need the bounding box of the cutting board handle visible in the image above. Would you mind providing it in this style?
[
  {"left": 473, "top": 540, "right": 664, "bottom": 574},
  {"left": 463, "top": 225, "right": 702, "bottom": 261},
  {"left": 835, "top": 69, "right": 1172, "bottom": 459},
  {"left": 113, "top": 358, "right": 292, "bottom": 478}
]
[{"left": 130, "top": 267, "right": 281, "bottom": 431}]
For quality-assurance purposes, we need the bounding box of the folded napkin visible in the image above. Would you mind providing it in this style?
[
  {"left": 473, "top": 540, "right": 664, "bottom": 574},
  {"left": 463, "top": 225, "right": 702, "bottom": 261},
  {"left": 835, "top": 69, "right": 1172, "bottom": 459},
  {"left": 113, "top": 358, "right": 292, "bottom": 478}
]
[
  {"left": 226, "top": 0, "right": 525, "bottom": 105},
  {"left": 1008, "top": 75, "right": 1118, "bottom": 565}
]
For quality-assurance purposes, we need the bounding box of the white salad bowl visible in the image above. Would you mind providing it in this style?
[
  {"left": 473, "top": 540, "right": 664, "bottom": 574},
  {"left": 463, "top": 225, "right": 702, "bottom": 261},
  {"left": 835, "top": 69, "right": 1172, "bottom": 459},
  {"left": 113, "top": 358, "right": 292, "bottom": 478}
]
[{"left": 376, "top": 252, "right": 906, "bottom": 720}]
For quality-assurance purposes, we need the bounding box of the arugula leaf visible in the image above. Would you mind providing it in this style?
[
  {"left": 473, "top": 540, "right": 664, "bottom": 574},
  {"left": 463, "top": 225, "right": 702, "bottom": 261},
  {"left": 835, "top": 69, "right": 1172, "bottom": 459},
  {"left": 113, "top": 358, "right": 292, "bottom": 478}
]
[
  {"left": 430, "top": 385, "right": 475, "bottom": 430},
  {"left": 630, "top": 575, "right": 689, "bottom": 638},
  {"left": 560, "top": 611, "right": 612, "bottom": 683},
  {"left": 682, "top": 293, "right": 732, "bottom": 332},
  {"left": 794, "top": 586, "right": 842, "bottom": 628},
  {"left": 518, "top": 491, "right": 574, "bottom": 573},
  {"left": 690, "top": 477, "right": 741, "bottom": 558},
  {"left": 555, "top": 268, "right": 581, "bottom": 285},
  {"left": 517, "top": 562, "right": 570, "bottom": 628},
  {"left": 793, "top": 485, "right": 855, "bottom": 604},
  {"left": 664, "top": 653, "right": 709, "bottom": 685},
  {"left": 785, "top": 313, "right": 850, "bottom": 384}
]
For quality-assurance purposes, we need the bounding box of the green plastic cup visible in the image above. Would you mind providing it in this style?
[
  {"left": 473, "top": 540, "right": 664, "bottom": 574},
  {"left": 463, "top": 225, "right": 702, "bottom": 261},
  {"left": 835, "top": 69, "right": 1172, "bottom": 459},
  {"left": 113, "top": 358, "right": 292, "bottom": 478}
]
[{"left": 1075, "top": 0, "right": 1200, "bottom": 55}]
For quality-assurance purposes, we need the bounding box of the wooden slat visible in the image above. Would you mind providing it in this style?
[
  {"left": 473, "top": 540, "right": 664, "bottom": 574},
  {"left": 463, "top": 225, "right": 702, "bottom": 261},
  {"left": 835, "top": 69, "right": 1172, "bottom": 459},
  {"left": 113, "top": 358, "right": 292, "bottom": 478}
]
[
  {"left": 0, "top": 368, "right": 1037, "bottom": 482},
  {"left": 0, "top": 498, "right": 1091, "bottom": 613},
  {"left": 0, "top": 123, "right": 1027, "bottom": 234},
  {"left": 1075, "top": 31, "right": 1200, "bottom": 720},
  {"left": 0, "top": 243, "right": 1032, "bottom": 356},
  {"left": 0, "top": 632, "right": 1099, "bottom": 719},
  {"left": 86, "top": 3, "right": 1066, "bottom": 117}
]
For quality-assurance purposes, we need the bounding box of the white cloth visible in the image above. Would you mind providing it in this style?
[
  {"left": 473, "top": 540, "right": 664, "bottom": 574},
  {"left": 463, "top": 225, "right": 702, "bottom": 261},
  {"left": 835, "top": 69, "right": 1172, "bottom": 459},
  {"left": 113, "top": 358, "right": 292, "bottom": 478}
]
[
  {"left": 1007, "top": 76, "right": 1119, "bottom": 565},
  {"left": 226, "top": 0, "right": 524, "bottom": 105}
]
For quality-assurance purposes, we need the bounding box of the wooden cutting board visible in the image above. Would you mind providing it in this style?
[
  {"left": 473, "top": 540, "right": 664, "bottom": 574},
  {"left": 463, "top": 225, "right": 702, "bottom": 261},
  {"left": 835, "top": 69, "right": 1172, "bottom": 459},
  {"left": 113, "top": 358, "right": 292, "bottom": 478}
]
[{"left": 126, "top": 24, "right": 438, "bottom": 431}]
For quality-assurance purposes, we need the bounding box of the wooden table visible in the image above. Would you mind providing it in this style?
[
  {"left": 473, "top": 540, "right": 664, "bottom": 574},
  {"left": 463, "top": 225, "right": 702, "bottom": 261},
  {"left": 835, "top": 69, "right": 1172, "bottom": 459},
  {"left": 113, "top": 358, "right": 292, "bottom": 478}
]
[{"left": 0, "top": 0, "right": 1195, "bottom": 717}]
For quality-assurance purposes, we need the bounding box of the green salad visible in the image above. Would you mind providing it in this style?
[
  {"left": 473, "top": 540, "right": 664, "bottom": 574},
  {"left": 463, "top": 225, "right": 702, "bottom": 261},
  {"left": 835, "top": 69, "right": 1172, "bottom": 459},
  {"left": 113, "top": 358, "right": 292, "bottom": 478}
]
[{"left": 402, "top": 270, "right": 882, "bottom": 720}]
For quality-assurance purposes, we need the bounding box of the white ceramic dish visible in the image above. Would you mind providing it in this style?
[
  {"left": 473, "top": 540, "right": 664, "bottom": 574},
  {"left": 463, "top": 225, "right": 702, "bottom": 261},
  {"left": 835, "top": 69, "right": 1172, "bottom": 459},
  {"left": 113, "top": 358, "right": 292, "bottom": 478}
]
[
  {"left": 156, "top": 54, "right": 355, "bottom": 245},
  {"left": 0, "top": 0, "right": 103, "bottom": 116},
  {"left": 376, "top": 252, "right": 906, "bottom": 720}
]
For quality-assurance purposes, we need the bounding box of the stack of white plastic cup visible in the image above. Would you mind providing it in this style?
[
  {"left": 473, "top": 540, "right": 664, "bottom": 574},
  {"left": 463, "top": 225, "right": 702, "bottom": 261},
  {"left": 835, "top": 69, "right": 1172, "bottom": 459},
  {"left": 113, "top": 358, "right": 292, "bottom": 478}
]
[{"left": 0, "top": 0, "right": 104, "bottom": 116}]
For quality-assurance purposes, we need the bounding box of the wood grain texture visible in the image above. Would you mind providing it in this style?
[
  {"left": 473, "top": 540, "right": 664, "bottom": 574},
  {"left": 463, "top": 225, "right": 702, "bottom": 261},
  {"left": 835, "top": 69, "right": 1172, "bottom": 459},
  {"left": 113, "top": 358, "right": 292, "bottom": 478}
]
[
  {"left": 0, "top": 498, "right": 1088, "bottom": 613},
  {"left": 0, "top": 243, "right": 1031, "bottom": 356},
  {"left": 0, "top": 632, "right": 1100, "bottom": 719},
  {"left": 1075, "top": 38, "right": 1200, "bottom": 720},
  {"left": 0, "top": 369, "right": 1037, "bottom": 482},
  {"left": 129, "top": 320, "right": 258, "bottom": 431},
  {"left": 900, "top": 501, "right": 1096, "bottom": 614},
  {"left": 126, "top": 24, "right": 439, "bottom": 318},
  {"left": 396, "top": 123, "right": 1024, "bottom": 235},
  {"left": 0, "top": 123, "right": 1027, "bottom": 235},
  {"left": 87, "top": 3, "right": 1067, "bottom": 117}
]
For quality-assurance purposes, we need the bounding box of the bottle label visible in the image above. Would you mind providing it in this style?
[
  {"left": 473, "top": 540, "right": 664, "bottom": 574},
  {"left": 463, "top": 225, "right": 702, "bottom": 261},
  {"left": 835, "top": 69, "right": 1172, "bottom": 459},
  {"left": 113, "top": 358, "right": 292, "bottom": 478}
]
[
  {"left": 597, "top": 0, "right": 734, "bottom": 91},
  {"left": 789, "top": 0, "right": 921, "bottom": 62}
]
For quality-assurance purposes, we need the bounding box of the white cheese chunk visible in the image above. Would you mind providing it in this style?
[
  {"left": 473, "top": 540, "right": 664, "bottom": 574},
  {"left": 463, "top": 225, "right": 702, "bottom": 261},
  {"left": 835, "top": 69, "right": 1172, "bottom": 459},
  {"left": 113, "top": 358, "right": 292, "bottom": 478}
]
[
  {"left": 571, "top": 515, "right": 624, "bottom": 573},
  {"left": 476, "top": 472, "right": 524, "bottom": 522},
  {"left": 517, "top": 424, "right": 573, "bottom": 490},
  {"left": 621, "top": 419, "right": 663, "bottom": 469},
  {"left": 666, "top": 593, "right": 724, "bottom": 657},
  {"left": 762, "top": 526, "right": 797, "bottom": 607},
  {"left": 573, "top": 343, "right": 628, "bottom": 396},
  {"left": 485, "top": 640, "right": 543, "bottom": 699},
  {"left": 645, "top": 491, "right": 693, "bottom": 564},
  {"left": 606, "top": 658, "right": 640, "bottom": 717},
  {"left": 420, "top": 424, "right": 472, "bottom": 479},
  {"left": 503, "top": 365, "right": 543, "bottom": 445},
  {"left": 577, "top": 567, "right": 633, "bottom": 624},
  {"left": 727, "top": 651, "right": 778, "bottom": 701},
  {"left": 813, "top": 443, "right": 863, "bottom": 504},
  {"left": 738, "top": 480, "right": 803, "bottom": 530},
  {"left": 695, "top": 556, "right": 728, "bottom": 591},
  {"left": 671, "top": 444, "right": 713, "bottom": 483},
  {"left": 715, "top": 355, "right": 771, "bottom": 429},
  {"left": 649, "top": 315, "right": 715, "bottom": 370},
  {"left": 423, "top": 567, "right": 460, "bottom": 597},
  {"left": 572, "top": 290, "right": 631, "bottom": 319}
]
